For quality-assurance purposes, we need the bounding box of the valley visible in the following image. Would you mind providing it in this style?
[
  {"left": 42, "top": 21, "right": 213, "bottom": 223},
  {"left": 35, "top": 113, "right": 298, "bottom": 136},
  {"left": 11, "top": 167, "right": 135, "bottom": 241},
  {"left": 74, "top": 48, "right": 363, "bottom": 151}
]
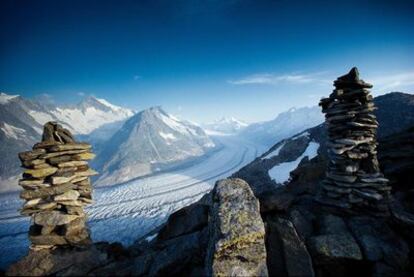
[{"left": 0, "top": 134, "right": 265, "bottom": 270}]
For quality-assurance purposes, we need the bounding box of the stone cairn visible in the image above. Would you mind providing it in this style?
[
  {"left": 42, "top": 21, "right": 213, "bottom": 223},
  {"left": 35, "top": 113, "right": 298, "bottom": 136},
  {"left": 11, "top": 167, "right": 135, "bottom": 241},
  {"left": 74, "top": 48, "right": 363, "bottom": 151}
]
[
  {"left": 318, "top": 67, "right": 390, "bottom": 215},
  {"left": 18, "top": 122, "right": 97, "bottom": 249}
]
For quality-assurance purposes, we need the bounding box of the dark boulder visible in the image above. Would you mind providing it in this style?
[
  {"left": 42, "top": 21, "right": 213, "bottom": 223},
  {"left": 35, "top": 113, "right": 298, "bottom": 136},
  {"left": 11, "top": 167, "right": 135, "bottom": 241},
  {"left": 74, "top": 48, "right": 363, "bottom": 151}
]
[
  {"left": 157, "top": 202, "right": 209, "bottom": 241},
  {"left": 266, "top": 217, "right": 314, "bottom": 277}
]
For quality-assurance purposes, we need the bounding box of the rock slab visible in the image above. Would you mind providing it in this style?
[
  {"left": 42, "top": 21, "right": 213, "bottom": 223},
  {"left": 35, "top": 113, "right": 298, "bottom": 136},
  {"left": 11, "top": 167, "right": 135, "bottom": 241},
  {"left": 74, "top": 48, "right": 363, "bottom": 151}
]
[{"left": 205, "top": 178, "right": 268, "bottom": 276}]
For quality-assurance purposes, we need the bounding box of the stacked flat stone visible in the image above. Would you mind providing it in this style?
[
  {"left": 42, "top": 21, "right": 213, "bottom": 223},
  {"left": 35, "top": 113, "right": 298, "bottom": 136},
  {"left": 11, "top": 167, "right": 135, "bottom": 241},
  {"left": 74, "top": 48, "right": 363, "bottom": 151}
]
[
  {"left": 18, "top": 121, "right": 97, "bottom": 249},
  {"left": 318, "top": 67, "right": 390, "bottom": 215}
]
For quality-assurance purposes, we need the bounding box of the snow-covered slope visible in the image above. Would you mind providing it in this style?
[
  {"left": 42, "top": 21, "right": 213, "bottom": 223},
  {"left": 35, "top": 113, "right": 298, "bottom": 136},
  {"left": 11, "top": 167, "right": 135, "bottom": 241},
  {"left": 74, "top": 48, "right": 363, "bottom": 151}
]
[
  {"left": 31, "top": 96, "right": 134, "bottom": 134},
  {"left": 0, "top": 92, "right": 134, "bottom": 191},
  {"left": 95, "top": 106, "right": 216, "bottom": 186},
  {"left": 234, "top": 127, "right": 324, "bottom": 194},
  {"left": 0, "top": 93, "right": 46, "bottom": 190},
  {"left": 241, "top": 106, "right": 324, "bottom": 147},
  {"left": 203, "top": 117, "right": 248, "bottom": 134}
]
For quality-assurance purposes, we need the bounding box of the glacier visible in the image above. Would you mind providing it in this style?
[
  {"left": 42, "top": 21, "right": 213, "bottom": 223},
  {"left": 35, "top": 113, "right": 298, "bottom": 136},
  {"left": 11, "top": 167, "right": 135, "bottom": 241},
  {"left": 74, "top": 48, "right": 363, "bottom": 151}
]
[{"left": 0, "top": 134, "right": 265, "bottom": 270}]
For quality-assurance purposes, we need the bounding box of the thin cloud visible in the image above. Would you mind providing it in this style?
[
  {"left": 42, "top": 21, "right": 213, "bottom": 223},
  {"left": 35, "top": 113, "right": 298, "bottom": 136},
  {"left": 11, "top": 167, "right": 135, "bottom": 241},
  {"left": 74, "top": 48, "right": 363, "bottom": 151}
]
[
  {"left": 133, "top": 75, "right": 142, "bottom": 80},
  {"left": 368, "top": 71, "right": 414, "bottom": 92},
  {"left": 228, "top": 72, "right": 329, "bottom": 86},
  {"left": 77, "top": 91, "right": 85, "bottom": 96}
]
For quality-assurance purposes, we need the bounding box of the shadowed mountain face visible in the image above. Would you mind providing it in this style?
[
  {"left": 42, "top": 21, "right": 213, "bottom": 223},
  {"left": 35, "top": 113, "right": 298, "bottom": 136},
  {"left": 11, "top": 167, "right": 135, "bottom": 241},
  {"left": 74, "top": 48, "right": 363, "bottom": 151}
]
[
  {"left": 374, "top": 92, "right": 414, "bottom": 138},
  {"left": 234, "top": 92, "right": 414, "bottom": 195},
  {"left": 0, "top": 94, "right": 47, "bottom": 190},
  {"left": 94, "top": 107, "right": 215, "bottom": 186}
]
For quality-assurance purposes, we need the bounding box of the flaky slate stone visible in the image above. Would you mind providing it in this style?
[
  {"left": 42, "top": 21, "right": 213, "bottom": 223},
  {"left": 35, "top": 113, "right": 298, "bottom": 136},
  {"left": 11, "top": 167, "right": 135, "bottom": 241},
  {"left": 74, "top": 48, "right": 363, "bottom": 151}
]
[
  {"left": 17, "top": 121, "right": 97, "bottom": 249},
  {"left": 34, "top": 211, "right": 80, "bottom": 226},
  {"left": 205, "top": 178, "right": 268, "bottom": 276},
  {"left": 18, "top": 148, "right": 46, "bottom": 163},
  {"left": 49, "top": 143, "right": 91, "bottom": 152},
  {"left": 23, "top": 167, "right": 57, "bottom": 178},
  {"left": 318, "top": 67, "right": 391, "bottom": 215},
  {"left": 54, "top": 190, "right": 80, "bottom": 201},
  {"left": 20, "top": 182, "right": 77, "bottom": 200}
]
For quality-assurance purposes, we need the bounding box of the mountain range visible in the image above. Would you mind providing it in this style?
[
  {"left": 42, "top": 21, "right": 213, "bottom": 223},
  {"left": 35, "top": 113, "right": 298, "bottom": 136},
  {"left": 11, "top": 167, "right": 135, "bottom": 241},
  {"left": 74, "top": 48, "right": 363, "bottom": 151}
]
[
  {"left": 0, "top": 92, "right": 344, "bottom": 192},
  {"left": 94, "top": 106, "right": 215, "bottom": 186},
  {"left": 203, "top": 117, "right": 248, "bottom": 134},
  {"left": 0, "top": 93, "right": 133, "bottom": 191},
  {"left": 240, "top": 106, "right": 324, "bottom": 148}
]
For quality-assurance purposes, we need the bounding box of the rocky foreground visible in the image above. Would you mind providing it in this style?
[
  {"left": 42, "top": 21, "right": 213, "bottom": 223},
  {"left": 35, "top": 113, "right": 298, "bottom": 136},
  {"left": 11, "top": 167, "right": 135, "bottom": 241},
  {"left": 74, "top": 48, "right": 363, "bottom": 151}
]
[
  {"left": 7, "top": 125, "right": 414, "bottom": 276},
  {"left": 7, "top": 178, "right": 268, "bottom": 276}
]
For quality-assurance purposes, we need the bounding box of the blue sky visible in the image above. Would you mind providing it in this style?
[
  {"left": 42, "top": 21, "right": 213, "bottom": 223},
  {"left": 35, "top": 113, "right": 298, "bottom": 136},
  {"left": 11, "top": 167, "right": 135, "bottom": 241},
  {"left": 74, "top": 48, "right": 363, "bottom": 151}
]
[{"left": 1, "top": 0, "right": 413, "bottom": 122}]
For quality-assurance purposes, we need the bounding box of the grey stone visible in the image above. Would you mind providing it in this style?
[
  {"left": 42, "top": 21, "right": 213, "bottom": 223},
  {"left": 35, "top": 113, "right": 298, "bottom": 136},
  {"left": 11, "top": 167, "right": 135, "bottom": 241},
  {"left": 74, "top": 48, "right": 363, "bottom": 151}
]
[
  {"left": 267, "top": 217, "right": 314, "bottom": 277},
  {"left": 348, "top": 217, "right": 409, "bottom": 269},
  {"left": 149, "top": 231, "right": 205, "bottom": 276},
  {"left": 308, "top": 234, "right": 362, "bottom": 264},
  {"left": 49, "top": 143, "right": 91, "bottom": 152},
  {"left": 157, "top": 202, "right": 208, "bottom": 241},
  {"left": 20, "top": 182, "right": 77, "bottom": 200},
  {"left": 34, "top": 211, "right": 80, "bottom": 226},
  {"left": 6, "top": 245, "right": 111, "bottom": 276},
  {"left": 54, "top": 190, "right": 80, "bottom": 201},
  {"left": 205, "top": 178, "right": 268, "bottom": 276},
  {"left": 318, "top": 214, "right": 347, "bottom": 235}
]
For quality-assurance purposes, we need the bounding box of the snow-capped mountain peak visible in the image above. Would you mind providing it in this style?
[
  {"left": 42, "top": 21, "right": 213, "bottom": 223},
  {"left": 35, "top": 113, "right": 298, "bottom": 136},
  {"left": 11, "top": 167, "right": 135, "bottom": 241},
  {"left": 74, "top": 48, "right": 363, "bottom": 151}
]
[
  {"left": 217, "top": 116, "right": 247, "bottom": 125},
  {"left": 95, "top": 106, "right": 215, "bottom": 186},
  {"left": 240, "top": 106, "right": 324, "bottom": 147},
  {"left": 0, "top": 92, "right": 20, "bottom": 104},
  {"left": 77, "top": 96, "right": 133, "bottom": 114},
  {"left": 203, "top": 116, "right": 248, "bottom": 134},
  {"left": 45, "top": 96, "right": 135, "bottom": 134}
]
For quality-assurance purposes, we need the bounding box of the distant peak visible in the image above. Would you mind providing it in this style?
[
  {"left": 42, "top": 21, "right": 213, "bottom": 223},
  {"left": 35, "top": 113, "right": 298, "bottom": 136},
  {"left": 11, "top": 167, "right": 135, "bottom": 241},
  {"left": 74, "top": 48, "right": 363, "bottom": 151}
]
[
  {"left": 143, "top": 106, "right": 165, "bottom": 114},
  {"left": 0, "top": 92, "right": 20, "bottom": 104},
  {"left": 79, "top": 95, "right": 99, "bottom": 105},
  {"left": 78, "top": 96, "right": 130, "bottom": 113},
  {"left": 149, "top": 105, "right": 164, "bottom": 111},
  {"left": 0, "top": 92, "right": 19, "bottom": 97},
  {"left": 216, "top": 116, "right": 245, "bottom": 123}
]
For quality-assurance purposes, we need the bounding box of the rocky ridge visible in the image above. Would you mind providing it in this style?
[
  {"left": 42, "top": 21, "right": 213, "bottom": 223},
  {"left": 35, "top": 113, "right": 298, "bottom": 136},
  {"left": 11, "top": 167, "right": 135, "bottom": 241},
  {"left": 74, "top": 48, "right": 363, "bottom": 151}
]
[
  {"left": 235, "top": 70, "right": 414, "bottom": 276},
  {"left": 234, "top": 92, "right": 414, "bottom": 197}
]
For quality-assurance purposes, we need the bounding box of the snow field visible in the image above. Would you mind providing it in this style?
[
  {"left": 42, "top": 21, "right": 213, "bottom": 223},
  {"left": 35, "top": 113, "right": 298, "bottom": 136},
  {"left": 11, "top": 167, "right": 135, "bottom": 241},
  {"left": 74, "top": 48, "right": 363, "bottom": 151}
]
[{"left": 268, "top": 141, "right": 319, "bottom": 184}]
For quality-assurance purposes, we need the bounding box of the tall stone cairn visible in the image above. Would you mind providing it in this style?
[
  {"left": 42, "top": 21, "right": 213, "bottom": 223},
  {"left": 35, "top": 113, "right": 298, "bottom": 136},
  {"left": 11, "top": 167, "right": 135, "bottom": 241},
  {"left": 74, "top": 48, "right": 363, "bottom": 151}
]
[
  {"left": 317, "top": 67, "right": 390, "bottom": 215},
  {"left": 18, "top": 121, "right": 97, "bottom": 249}
]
